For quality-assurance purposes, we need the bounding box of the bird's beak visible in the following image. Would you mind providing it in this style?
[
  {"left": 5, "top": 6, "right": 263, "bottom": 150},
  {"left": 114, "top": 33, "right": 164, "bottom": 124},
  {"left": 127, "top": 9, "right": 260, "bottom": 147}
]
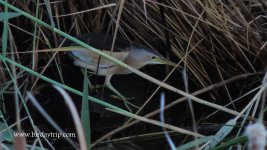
[{"left": 151, "top": 57, "right": 178, "bottom": 68}]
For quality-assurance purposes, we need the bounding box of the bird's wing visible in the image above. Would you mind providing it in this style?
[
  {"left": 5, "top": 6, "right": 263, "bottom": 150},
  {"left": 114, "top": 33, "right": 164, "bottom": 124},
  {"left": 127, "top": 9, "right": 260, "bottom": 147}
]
[
  {"left": 63, "top": 33, "right": 132, "bottom": 68},
  {"left": 62, "top": 33, "right": 132, "bottom": 52},
  {"left": 70, "top": 48, "right": 129, "bottom": 68}
]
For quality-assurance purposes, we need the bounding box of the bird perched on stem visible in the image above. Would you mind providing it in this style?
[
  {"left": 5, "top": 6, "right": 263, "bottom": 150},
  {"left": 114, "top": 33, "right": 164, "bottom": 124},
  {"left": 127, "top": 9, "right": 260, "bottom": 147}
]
[{"left": 62, "top": 32, "right": 176, "bottom": 111}]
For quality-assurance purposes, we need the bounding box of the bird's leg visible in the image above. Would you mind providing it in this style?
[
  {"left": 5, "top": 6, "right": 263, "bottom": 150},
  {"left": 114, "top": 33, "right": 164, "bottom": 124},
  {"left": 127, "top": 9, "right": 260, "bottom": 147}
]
[{"left": 105, "top": 75, "right": 134, "bottom": 112}]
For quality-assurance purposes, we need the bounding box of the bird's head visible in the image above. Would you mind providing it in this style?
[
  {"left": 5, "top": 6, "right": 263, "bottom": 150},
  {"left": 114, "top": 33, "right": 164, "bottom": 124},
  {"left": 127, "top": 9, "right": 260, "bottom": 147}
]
[{"left": 129, "top": 46, "right": 177, "bottom": 67}]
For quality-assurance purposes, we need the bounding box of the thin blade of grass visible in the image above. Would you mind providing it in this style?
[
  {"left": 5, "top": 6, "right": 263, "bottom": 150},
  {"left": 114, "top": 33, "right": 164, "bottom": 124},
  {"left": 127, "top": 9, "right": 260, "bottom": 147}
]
[
  {"left": 43, "top": 0, "right": 55, "bottom": 27},
  {"left": 106, "top": 107, "right": 203, "bottom": 137},
  {"left": 53, "top": 86, "right": 87, "bottom": 150},
  {"left": 26, "top": 92, "right": 77, "bottom": 148},
  {"left": 1, "top": 0, "right": 9, "bottom": 56},
  {"left": 81, "top": 70, "right": 91, "bottom": 150},
  {"left": 160, "top": 93, "right": 176, "bottom": 150}
]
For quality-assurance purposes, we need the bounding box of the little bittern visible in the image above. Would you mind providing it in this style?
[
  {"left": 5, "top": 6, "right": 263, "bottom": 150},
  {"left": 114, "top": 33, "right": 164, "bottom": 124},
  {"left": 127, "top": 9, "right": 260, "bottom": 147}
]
[{"left": 63, "top": 33, "right": 174, "bottom": 110}]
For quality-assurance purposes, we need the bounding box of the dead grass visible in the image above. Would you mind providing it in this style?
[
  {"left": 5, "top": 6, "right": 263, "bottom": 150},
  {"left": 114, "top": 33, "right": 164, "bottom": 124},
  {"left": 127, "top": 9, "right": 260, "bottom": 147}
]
[{"left": 1, "top": 0, "right": 267, "bottom": 149}]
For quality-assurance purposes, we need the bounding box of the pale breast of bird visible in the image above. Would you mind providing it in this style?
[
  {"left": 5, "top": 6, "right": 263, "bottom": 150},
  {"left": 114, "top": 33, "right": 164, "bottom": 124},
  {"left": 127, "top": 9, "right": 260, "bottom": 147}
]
[{"left": 70, "top": 47, "right": 133, "bottom": 76}]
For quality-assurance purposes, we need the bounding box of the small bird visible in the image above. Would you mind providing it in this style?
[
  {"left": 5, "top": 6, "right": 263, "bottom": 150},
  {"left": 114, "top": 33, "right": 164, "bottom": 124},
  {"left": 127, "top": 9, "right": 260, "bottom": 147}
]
[{"left": 62, "top": 33, "right": 175, "bottom": 110}]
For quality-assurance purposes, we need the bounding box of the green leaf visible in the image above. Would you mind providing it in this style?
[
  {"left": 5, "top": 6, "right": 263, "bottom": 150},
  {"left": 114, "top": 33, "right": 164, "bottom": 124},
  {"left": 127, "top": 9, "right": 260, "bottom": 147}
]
[
  {"left": 212, "top": 136, "right": 247, "bottom": 150},
  {"left": 81, "top": 70, "right": 91, "bottom": 149},
  {"left": 0, "top": 12, "right": 21, "bottom": 21},
  {"left": 177, "top": 136, "right": 213, "bottom": 150},
  {"left": 0, "top": 121, "right": 14, "bottom": 142},
  {"left": 204, "top": 119, "right": 236, "bottom": 150}
]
